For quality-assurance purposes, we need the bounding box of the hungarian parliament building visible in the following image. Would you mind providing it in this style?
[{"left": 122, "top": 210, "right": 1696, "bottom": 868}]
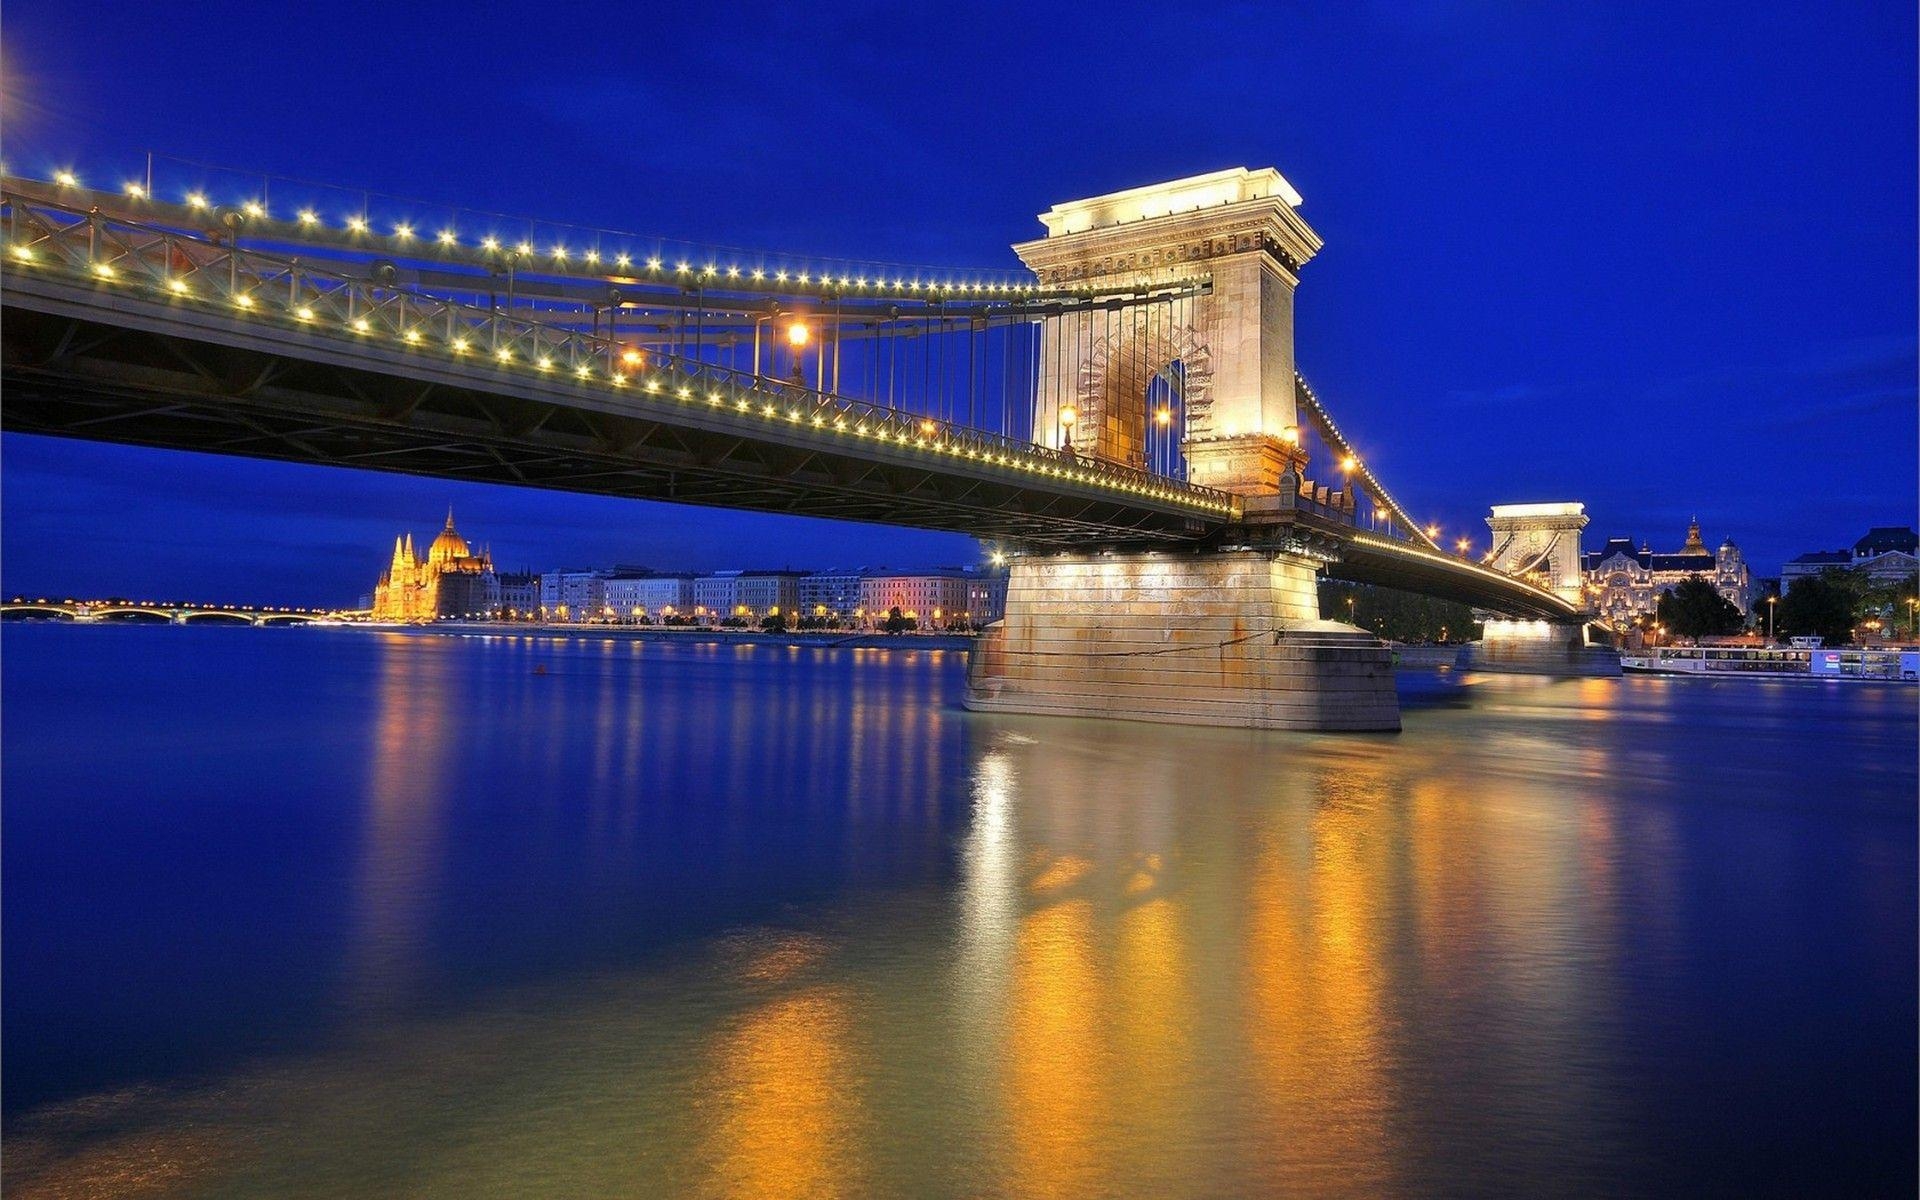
[{"left": 371, "top": 510, "right": 498, "bottom": 622}]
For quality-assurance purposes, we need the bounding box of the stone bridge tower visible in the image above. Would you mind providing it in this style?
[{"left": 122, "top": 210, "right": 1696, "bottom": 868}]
[
  {"left": 1012, "top": 167, "right": 1322, "bottom": 497},
  {"left": 966, "top": 168, "right": 1400, "bottom": 732},
  {"left": 1485, "top": 502, "right": 1589, "bottom": 608}
]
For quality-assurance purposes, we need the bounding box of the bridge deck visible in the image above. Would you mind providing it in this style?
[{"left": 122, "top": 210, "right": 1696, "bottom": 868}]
[{"left": 1, "top": 183, "right": 1579, "bottom": 619}]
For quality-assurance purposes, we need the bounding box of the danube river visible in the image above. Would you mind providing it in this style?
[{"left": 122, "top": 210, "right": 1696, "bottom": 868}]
[{"left": 3, "top": 624, "right": 1913, "bottom": 1197}]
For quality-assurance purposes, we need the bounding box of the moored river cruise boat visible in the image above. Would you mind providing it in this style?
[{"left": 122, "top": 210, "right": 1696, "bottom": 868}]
[{"left": 1620, "top": 641, "right": 1919, "bottom": 682}]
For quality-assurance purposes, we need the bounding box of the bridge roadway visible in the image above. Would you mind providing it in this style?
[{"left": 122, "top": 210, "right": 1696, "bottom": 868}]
[{"left": 0, "top": 181, "right": 1578, "bottom": 621}]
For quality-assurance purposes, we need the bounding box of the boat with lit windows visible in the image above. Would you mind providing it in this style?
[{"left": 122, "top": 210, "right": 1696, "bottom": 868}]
[{"left": 1620, "top": 639, "right": 1918, "bottom": 682}]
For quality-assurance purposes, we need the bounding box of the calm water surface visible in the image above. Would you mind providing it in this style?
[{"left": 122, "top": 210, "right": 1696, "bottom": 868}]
[{"left": 3, "top": 625, "right": 1914, "bottom": 1198}]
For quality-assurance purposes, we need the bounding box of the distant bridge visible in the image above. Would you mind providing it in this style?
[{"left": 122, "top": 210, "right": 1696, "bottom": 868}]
[{"left": 2, "top": 597, "right": 336, "bottom": 625}]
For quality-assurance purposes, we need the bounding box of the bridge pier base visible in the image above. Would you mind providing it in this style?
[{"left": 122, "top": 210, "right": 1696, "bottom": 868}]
[
  {"left": 1461, "top": 618, "right": 1621, "bottom": 676},
  {"left": 964, "top": 549, "right": 1400, "bottom": 732}
]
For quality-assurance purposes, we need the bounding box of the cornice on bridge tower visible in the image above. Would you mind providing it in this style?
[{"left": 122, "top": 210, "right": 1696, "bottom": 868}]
[{"left": 1012, "top": 167, "right": 1324, "bottom": 498}]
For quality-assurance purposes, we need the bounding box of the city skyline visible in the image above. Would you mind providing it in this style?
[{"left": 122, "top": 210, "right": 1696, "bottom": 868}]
[{"left": 1, "top": 3, "right": 1912, "bottom": 604}]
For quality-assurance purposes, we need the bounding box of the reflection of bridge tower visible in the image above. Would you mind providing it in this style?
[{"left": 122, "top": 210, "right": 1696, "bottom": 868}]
[
  {"left": 1013, "top": 168, "right": 1320, "bottom": 494},
  {"left": 1484, "top": 503, "right": 1589, "bottom": 608},
  {"left": 969, "top": 169, "right": 1400, "bottom": 732}
]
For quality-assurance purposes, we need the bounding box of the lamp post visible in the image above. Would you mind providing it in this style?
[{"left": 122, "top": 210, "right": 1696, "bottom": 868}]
[
  {"left": 1059, "top": 405, "right": 1078, "bottom": 454},
  {"left": 1766, "top": 595, "right": 1778, "bottom": 646},
  {"left": 786, "top": 320, "right": 811, "bottom": 389}
]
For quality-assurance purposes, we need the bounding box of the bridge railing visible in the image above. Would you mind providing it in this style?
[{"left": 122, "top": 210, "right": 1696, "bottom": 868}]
[{"left": 4, "top": 190, "right": 1237, "bottom": 519}]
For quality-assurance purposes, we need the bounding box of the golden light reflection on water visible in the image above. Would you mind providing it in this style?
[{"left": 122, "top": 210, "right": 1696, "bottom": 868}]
[
  {"left": 699, "top": 933, "right": 865, "bottom": 1200},
  {"left": 10, "top": 640, "right": 1863, "bottom": 1197},
  {"left": 344, "top": 632, "right": 454, "bottom": 1014},
  {"left": 1006, "top": 896, "right": 1108, "bottom": 1198}
]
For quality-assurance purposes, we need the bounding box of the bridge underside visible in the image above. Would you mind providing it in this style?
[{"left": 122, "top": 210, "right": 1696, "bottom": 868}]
[
  {"left": 1321, "top": 541, "right": 1576, "bottom": 620},
  {"left": 0, "top": 301, "right": 1216, "bottom": 550}
]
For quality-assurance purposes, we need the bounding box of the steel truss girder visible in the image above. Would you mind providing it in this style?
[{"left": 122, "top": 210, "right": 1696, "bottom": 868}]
[{"left": 0, "top": 307, "right": 1214, "bottom": 549}]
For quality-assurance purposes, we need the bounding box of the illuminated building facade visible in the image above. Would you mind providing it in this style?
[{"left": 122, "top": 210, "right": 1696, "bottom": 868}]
[
  {"left": 800, "top": 571, "right": 865, "bottom": 622},
  {"left": 860, "top": 569, "right": 975, "bottom": 628},
  {"left": 496, "top": 572, "right": 540, "bottom": 620},
  {"left": 603, "top": 573, "right": 695, "bottom": 621},
  {"left": 690, "top": 571, "right": 807, "bottom": 622},
  {"left": 1782, "top": 527, "right": 1918, "bottom": 585},
  {"left": 371, "top": 509, "right": 496, "bottom": 622},
  {"left": 538, "top": 570, "right": 607, "bottom": 621},
  {"left": 1582, "top": 519, "right": 1751, "bottom": 625}
]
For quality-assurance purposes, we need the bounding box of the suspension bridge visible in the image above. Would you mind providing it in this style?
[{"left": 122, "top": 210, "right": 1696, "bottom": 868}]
[{"left": 1, "top": 160, "right": 1598, "bottom": 730}]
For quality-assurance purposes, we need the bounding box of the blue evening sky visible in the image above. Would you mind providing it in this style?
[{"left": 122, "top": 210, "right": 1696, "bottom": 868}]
[{"left": 3, "top": 2, "right": 1913, "bottom": 604}]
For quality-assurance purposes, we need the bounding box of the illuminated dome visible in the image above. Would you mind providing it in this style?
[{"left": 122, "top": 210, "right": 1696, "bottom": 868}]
[{"left": 427, "top": 508, "right": 471, "bottom": 564}]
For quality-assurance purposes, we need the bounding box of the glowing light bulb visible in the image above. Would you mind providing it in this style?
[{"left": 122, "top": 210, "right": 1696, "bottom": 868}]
[
  {"left": 124, "top": 182, "right": 146, "bottom": 198},
  {"left": 481, "top": 237, "right": 500, "bottom": 251},
  {"left": 1060, "top": 406, "right": 1078, "bottom": 426},
  {"left": 1340, "top": 455, "right": 1357, "bottom": 472},
  {"left": 187, "top": 192, "right": 210, "bottom": 209},
  {"left": 243, "top": 201, "right": 265, "bottom": 218},
  {"left": 615, "top": 253, "right": 631, "bottom": 268},
  {"left": 515, "top": 241, "right": 533, "bottom": 255},
  {"left": 438, "top": 229, "right": 457, "bottom": 246},
  {"left": 1154, "top": 408, "right": 1171, "bottom": 426},
  {"left": 347, "top": 215, "right": 369, "bottom": 233},
  {"left": 786, "top": 322, "right": 810, "bottom": 347},
  {"left": 394, "top": 223, "right": 414, "bottom": 240},
  {"left": 55, "top": 171, "right": 78, "bottom": 187}
]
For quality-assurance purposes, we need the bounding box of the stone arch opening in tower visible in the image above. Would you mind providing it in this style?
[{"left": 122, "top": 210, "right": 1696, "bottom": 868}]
[{"left": 1067, "top": 314, "right": 1214, "bottom": 474}]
